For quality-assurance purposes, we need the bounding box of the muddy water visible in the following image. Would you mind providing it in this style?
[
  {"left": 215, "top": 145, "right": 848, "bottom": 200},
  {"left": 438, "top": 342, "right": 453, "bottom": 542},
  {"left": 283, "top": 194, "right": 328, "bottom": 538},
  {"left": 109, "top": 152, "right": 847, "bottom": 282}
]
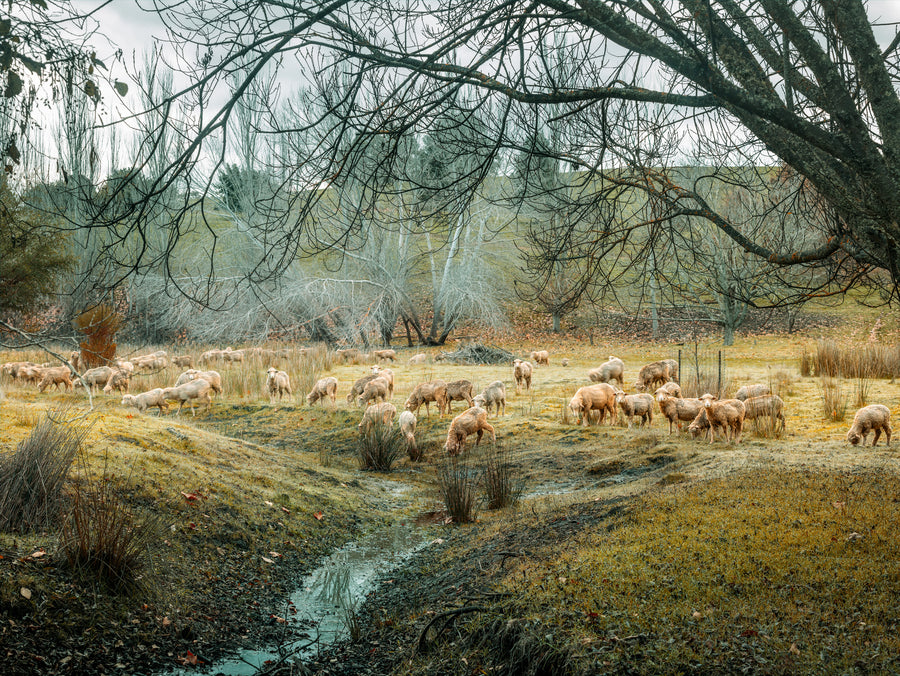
[{"left": 184, "top": 521, "right": 428, "bottom": 676}]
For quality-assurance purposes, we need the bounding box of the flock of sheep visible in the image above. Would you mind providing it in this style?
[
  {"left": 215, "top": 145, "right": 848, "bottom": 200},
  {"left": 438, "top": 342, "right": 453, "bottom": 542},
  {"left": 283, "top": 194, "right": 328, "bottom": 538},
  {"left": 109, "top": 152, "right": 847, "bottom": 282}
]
[{"left": 1, "top": 347, "right": 893, "bottom": 453}]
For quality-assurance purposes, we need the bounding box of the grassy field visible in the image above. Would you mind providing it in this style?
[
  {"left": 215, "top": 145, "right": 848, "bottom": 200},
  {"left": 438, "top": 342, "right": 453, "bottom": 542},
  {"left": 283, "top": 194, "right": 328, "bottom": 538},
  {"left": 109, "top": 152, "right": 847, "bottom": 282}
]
[{"left": 2, "top": 308, "right": 900, "bottom": 674}]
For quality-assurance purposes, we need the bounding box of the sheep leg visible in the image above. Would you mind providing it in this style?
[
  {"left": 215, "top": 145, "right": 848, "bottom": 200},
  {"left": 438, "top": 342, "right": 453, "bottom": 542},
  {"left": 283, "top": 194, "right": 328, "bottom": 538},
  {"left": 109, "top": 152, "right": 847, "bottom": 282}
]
[
  {"left": 484, "top": 422, "right": 496, "bottom": 444},
  {"left": 886, "top": 423, "right": 892, "bottom": 445},
  {"left": 475, "top": 429, "right": 483, "bottom": 447},
  {"left": 873, "top": 428, "right": 882, "bottom": 447}
]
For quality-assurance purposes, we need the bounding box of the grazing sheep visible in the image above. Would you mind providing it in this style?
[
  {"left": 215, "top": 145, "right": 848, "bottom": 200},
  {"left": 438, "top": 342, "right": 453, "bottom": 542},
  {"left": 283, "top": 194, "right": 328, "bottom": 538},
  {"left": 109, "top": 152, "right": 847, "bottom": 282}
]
[
  {"left": 588, "top": 356, "right": 625, "bottom": 386},
  {"left": 358, "top": 402, "right": 397, "bottom": 435},
  {"left": 688, "top": 408, "right": 710, "bottom": 439},
  {"left": 530, "top": 350, "right": 550, "bottom": 367},
  {"left": 399, "top": 410, "right": 419, "bottom": 459},
  {"left": 569, "top": 384, "right": 617, "bottom": 427},
  {"left": 306, "top": 376, "right": 338, "bottom": 407},
  {"left": 121, "top": 388, "right": 169, "bottom": 415},
  {"left": 635, "top": 359, "right": 678, "bottom": 392},
  {"left": 513, "top": 359, "right": 533, "bottom": 394},
  {"left": 408, "top": 353, "right": 428, "bottom": 366},
  {"left": 114, "top": 359, "right": 135, "bottom": 374},
  {"left": 359, "top": 376, "right": 391, "bottom": 407},
  {"left": 614, "top": 390, "right": 654, "bottom": 428},
  {"left": 735, "top": 383, "right": 772, "bottom": 401},
  {"left": 38, "top": 367, "right": 73, "bottom": 393},
  {"left": 347, "top": 373, "right": 381, "bottom": 403},
  {"left": 199, "top": 349, "right": 224, "bottom": 364},
  {"left": 2, "top": 361, "right": 37, "bottom": 381},
  {"left": 474, "top": 380, "right": 506, "bottom": 417},
  {"left": 335, "top": 348, "right": 360, "bottom": 364},
  {"left": 175, "top": 369, "right": 198, "bottom": 386},
  {"left": 172, "top": 355, "right": 194, "bottom": 368},
  {"left": 655, "top": 381, "right": 683, "bottom": 399},
  {"left": 222, "top": 348, "right": 244, "bottom": 363},
  {"left": 18, "top": 365, "right": 45, "bottom": 386},
  {"left": 742, "top": 394, "right": 786, "bottom": 432},
  {"left": 656, "top": 391, "right": 705, "bottom": 434},
  {"left": 162, "top": 379, "right": 213, "bottom": 417},
  {"left": 76, "top": 366, "right": 115, "bottom": 393},
  {"left": 266, "top": 367, "right": 293, "bottom": 403},
  {"left": 373, "top": 349, "right": 397, "bottom": 362},
  {"left": 445, "top": 379, "right": 475, "bottom": 412},
  {"left": 133, "top": 355, "right": 168, "bottom": 371},
  {"left": 847, "top": 404, "right": 892, "bottom": 446},
  {"left": 369, "top": 366, "right": 394, "bottom": 397},
  {"left": 187, "top": 370, "right": 223, "bottom": 396},
  {"left": 405, "top": 379, "right": 449, "bottom": 417},
  {"left": 698, "top": 393, "right": 745, "bottom": 443},
  {"left": 102, "top": 369, "right": 131, "bottom": 394},
  {"left": 444, "top": 406, "right": 496, "bottom": 456}
]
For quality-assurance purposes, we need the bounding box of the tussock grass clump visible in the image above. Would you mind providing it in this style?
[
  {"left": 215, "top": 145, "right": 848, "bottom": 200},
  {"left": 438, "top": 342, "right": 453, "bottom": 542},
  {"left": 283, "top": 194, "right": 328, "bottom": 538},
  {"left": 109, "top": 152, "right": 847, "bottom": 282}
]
[
  {"left": 502, "top": 469, "right": 900, "bottom": 673},
  {"left": 820, "top": 376, "right": 848, "bottom": 421},
  {"left": 482, "top": 445, "right": 522, "bottom": 510},
  {"left": 0, "top": 412, "right": 87, "bottom": 531},
  {"left": 437, "top": 457, "right": 479, "bottom": 523},
  {"left": 59, "top": 466, "right": 162, "bottom": 594},
  {"left": 808, "top": 340, "right": 900, "bottom": 379},
  {"left": 357, "top": 423, "right": 404, "bottom": 471},
  {"left": 296, "top": 343, "right": 332, "bottom": 395},
  {"left": 768, "top": 369, "right": 796, "bottom": 397}
]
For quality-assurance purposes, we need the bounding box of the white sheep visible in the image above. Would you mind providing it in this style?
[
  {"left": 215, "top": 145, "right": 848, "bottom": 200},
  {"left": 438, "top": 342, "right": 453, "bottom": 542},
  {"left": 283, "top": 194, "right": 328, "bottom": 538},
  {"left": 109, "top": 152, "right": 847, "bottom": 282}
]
[
  {"left": 357, "top": 402, "right": 397, "bottom": 435},
  {"left": 266, "top": 367, "right": 293, "bottom": 403},
  {"left": 474, "top": 380, "right": 506, "bottom": 417},
  {"left": 369, "top": 366, "right": 394, "bottom": 398},
  {"left": 513, "top": 359, "right": 533, "bottom": 394},
  {"left": 359, "top": 376, "right": 391, "bottom": 407},
  {"left": 187, "top": 370, "right": 223, "bottom": 396},
  {"left": 698, "top": 393, "right": 745, "bottom": 443},
  {"left": 399, "top": 410, "right": 419, "bottom": 459},
  {"left": 588, "top": 356, "right": 624, "bottom": 386},
  {"left": 162, "top": 379, "right": 213, "bottom": 417},
  {"left": 121, "top": 388, "right": 169, "bottom": 415},
  {"left": 408, "top": 353, "right": 428, "bottom": 366},
  {"left": 530, "top": 350, "right": 550, "bottom": 366},
  {"left": 735, "top": 383, "right": 772, "bottom": 401},
  {"left": 656, "top": 390, "right": 704, "bottom": 434},
  {"left": 306, "top": 376, "right": 338, "bottom": 408},
  {"left": 614, "top": 390, "right": 654, "bottom": 428},
  {"left": 847, "top": 404, "right": 892, "bottom": 446}
]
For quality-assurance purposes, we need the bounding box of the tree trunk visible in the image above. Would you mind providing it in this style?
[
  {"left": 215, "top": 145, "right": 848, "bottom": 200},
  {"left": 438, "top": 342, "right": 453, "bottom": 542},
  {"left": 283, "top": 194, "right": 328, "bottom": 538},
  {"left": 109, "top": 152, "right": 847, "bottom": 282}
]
[
  {"left": 552, "top": 311, "right": 561, "bottom": 333},
  {"left": 723, "top": 323, "right": 735, "bottom": 347}
]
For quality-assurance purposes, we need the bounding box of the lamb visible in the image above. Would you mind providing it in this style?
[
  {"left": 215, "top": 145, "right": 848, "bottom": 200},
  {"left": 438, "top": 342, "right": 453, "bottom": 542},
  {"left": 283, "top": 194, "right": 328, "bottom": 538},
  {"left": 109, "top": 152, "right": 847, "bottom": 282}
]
[
  {"left": 698, "top": 393, "right": 746, "bottom": 443},
  {"left": 76, "top": 366, "right": 115, "bottom": 393},
  {"left": 199, "top": 349, "right": 225, "bottom": 364},
  {"left": 266, "top": 367, "right": 293, "bottom": 403},
  {"left": 17, "top": 365, "right": 45, "bottom": 386},
  {"left": 373, "top": 349, "right": 397, "bottom": 362},
  {"left": 568, "top": 383, "right": 617, "bottom": 427},
  {"left": 444, "top": 406, "right": 495, "bottom": 456},
  {"left": 347, "top": 373, "right": 381, "bottom": 403},
  {"left": 172, "top": 355, "right": 194, "bottom": 368},
  {"left": 102, "top": 368, "right": 131, "bottom": 394},
  {"left": 357, "top": 402, "right": 397, "bottom": 435},
  {"left": 121, "top": 388, "right": 169, "bottom": 415},
  {"left": 187, "top": 370, "right": 223, "bottom": 396},
  {"left": 735, "top": 383, "right": 771, "bottom": 401},
  {"left": 405, "top": 379, "right": 449, "bottom": 417},
  {"left": 588, "top": 356, "right": 625, "bottom": 386},
  {"left": 530, "top": 350, "right": 550, "bottom": 367},
  {"left": 408, "top": 353, "right": 428, "bottom": 366},
  {"left": 222, "top": 348, "right": 244, "bottom": 363},
  {"left": 398, "top": 410, "right": 419, "bottom": 460},
  {"left": 846, "top": 404, "right": 892, "bottom": 446},
  {"left": 445, "top": 379, "right": 475, "bottom": 412},
  {"left": 162, "top": 378, "right": 213, "bottom": 417},
  {"left": 742, "top": 394, "right": 786, "bottom": 432},
  {"left": 614, "top": 390, "right": 654, "bottom": 428},
  {"left": 688, "top": 408, "right": 710, "bottom": 439},
  {"left": 358, "top": 376, "right": 391, "bottom": 407},
  {"left": 513, "top": 359, "right": 533, "bottom": 394},
  {"left": 306, "top": 376, "right": 338, "bottom": 407},
  {"left": 655, "top": 390, "right": 705, "bottom": 434},
  {"left": 655, "top": 381, "right": 683, "bottom": 399},
  {"left": 133, "top": 354, "right": 168, "bottom": 371},
  {"left": 370, "top": 366, "right": 394, "bottom": 397},
  {"left": 474, "top": 380, "right": 506, "bottom": 417},
  {"left": 635, "top": 359, "right": 678, "bottom": 392},
  {"left": 38, "top": 367, "right": 73, "bottom": 393}
]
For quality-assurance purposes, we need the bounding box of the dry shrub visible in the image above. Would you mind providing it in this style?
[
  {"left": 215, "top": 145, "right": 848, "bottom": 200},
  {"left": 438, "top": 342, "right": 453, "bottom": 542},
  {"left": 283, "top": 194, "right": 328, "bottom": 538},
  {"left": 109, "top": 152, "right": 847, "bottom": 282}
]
[
  {"left": 482, "top": 445, "right": 522, "bottom": 510},
  {"left": 769, "top": 369, "right": 796, "bottom": 398},
  {"left": 799, "top": 347, "right": 813, "bottom": 377},
  {"left": 296, "top": 344, "right": 332, "bottom": 397},
  {"left": 820, "top": 377, "right": 848, "bottom": 421},
  {"left": 0, "top": 411, "right": 87, "bottom": 531},
  {"left": 357, "top": 423, "right": 404, "bottom": 471},
  {"left": 558, "top": 398, "right": 571, "bottom": 425},
  {"left": 680, "top": 343, "right": 730, "bottom": 398},
  {"left": 59, "top": 461, "right": 161, "bottom": 594},
  {"left": 437, "top": 457, "right": 479, "bottom": 524}
]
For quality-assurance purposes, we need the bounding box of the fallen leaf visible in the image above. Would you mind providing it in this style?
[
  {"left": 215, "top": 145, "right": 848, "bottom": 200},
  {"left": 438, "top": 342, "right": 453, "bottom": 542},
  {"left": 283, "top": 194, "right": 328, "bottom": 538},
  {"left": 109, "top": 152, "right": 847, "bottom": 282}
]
[
  {"left": 176, "top": 650, "right": 202, "bottom": 666},
  {"left": 264, "top": 500, "right": 274, "bottom": 507},
  {"left": 789, "top": 643, "right": 800, "bottom": 655},
  {"left": 262, "top": 557, "right": 275, "bottom": 564},
  {"left": 281, "top": 506, "right": 290, "bottom": 513},
  {"left": 20, "top": 587, "right": 31, "bottom": 600},
  {"left": 181, "top": 492, "right": 199, "bottom": 501},
  {"left": 29, "top": 550, "right": 45, "bottom": 558},
  {"left": 313, "top": 511, "right": 324, "bottom": 521},
  {"left": 268, "top": 551, "right": 282, "bottom": 558},
  {"left": 847, "top": 532, "right": 863, "bottom": 541},
  {"left": 430, "top": 538, "right": 444, "bottom": 545}
]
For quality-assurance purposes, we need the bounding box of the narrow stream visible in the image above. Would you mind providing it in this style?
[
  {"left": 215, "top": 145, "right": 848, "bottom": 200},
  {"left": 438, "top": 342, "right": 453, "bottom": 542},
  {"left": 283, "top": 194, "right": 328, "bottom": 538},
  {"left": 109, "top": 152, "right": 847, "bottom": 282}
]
[{"left": 177, "top": 520, "right": 428, "bottom": 676}]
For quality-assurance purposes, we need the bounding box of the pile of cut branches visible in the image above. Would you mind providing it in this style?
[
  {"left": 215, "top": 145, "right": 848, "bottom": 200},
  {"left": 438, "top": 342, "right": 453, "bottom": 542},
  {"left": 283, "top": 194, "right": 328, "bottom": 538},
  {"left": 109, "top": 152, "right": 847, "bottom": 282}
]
[{"left": 436, "top": 343, "right": 516, "bottom": 365}]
